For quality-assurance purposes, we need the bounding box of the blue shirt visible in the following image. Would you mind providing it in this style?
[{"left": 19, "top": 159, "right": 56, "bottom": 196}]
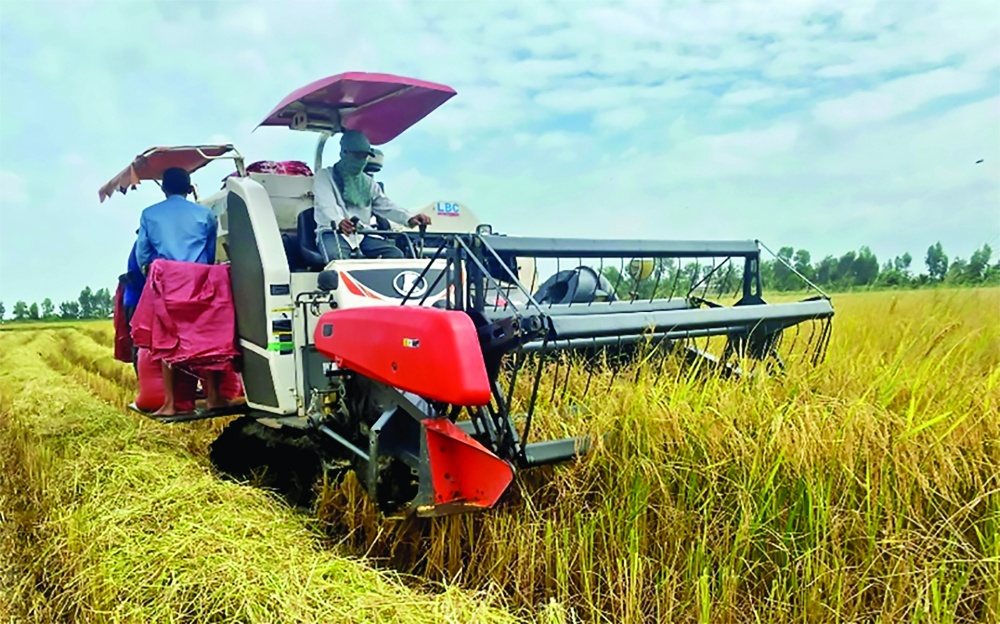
[
  {"left": 135, "top": 194, "right": 217, "bottom": 269},
  {"left": 123, "top": 241, "right": 145, "bottom": 308}
]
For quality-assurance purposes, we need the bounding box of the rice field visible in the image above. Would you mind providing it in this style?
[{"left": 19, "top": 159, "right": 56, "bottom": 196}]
[{"left": 1, "top": 288, "right": 997, "bottom": 623}]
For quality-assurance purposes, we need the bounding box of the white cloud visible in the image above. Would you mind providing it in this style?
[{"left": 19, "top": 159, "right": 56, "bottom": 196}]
[
  {"left": 0, "top": 171, "right": 27, "bottom": 206},
  {"left": 379, "top": 142, "right": 404, "bottom": 162},
  {"left": 594, "top": 107, "right": 648, "bottom": 131},
  {"left": 706, "top": 123, "right": 801, "bottom": 166},
  {"left": 720, "top": 84, "right": 794, "bottom": 107},
  {"left": 32, "top": 47, "right": 62, "bottom": 80},
  {"left": 1, "top": 0, "right": 998, "bottom": 305},
  {"left": 220, "top": 6, "right": 269, "bottom": 37},
  {"left": 534, "top": 131, "right": 583, "bottom": 150},
  {"left": 534, "top": 83, "right": 690, "bottom": 116},
  {"left": 487, "top": 58, "right": 583, "bottom": 90},
  {"left": 380, "top": 167, "right": 445, "bottom": 208},
  {"left": 814, "top": 68, "right": 990, "bottom": 127}
]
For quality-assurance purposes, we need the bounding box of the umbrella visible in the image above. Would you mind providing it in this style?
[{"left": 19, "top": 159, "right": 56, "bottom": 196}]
[
  {"left": 257, "top": 72, "right": 456, "bottom": 144},
  {"left": 99, "top": 145, "right": 240, "bottom": 202}
]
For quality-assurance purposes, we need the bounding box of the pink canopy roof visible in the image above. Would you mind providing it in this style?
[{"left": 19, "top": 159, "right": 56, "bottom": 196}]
[
  {"left": 98, "top": 145, "right": 239, "bottom": 202},
  {"left": 257, "top": 72, "right": 456, "bottom": 144}
]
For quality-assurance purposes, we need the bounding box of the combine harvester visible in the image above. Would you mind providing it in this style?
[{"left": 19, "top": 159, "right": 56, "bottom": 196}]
[{"left": 100, "top": 72, "right": 834, "bottom": 517}]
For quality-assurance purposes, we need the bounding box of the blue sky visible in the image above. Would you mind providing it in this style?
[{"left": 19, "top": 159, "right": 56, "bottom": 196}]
[{"left": 1, "top": 0, "right": 998, "bottom": 309}]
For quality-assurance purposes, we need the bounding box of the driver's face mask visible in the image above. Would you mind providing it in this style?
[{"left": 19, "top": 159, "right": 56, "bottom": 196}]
[{"left": 339, "top": 151, "right": 369, "bottom": 176}]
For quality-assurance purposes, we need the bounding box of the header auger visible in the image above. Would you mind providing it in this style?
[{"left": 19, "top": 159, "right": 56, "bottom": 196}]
[{"left": 104, "top": 72, "right": 833, "bottom": 518}]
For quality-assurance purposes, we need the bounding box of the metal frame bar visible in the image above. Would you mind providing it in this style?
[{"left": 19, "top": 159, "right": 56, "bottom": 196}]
[
  {"left": 481, "top": 235, "right": 760, "bottom": 258},
  {"left": 547, "top": 299, "right": 833, "bottom": 341},
  {"left": 427, "top": 230, "right": 832, "bottom": 466},
  {"left": 137, "top": 144, "right": 247, "bottom": 177},
  {"left": 306, "top": 228, "right": 833, "bottom": 495}
]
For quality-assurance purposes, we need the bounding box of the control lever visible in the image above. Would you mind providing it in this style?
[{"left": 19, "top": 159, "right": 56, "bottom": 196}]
[{"left": 417, "top": 221, "right": 427, "bottom": 257}]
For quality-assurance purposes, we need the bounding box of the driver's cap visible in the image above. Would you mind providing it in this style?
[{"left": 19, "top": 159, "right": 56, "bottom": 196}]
[{"left": 340, "top": 129, "right": 375, "bottom": 156}]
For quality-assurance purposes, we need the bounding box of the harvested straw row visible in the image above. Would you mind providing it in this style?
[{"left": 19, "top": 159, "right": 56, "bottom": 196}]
[{"left": 0, "top": 330, "right": 519, "bottom": 624}]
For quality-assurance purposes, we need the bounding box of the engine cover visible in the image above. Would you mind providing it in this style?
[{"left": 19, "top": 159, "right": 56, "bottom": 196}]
[{"left": 314, "top": 306, "right": 491, "bottom": 406}]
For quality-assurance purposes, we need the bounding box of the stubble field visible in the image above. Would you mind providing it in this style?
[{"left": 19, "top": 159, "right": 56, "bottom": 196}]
[{"left": 1, "top": 288, "right": 997, "bottom": 623}]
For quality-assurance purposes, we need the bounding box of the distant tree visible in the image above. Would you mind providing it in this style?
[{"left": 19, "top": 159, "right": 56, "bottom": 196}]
[
  {"left": 834, "top": 251, "right": 857, "bottom": 285},
  {"left": 987, "top": 260, "right": 1000, "bottom": 285},
  {"left": 759, "top": 259, "right": 775, "bottom": 290},
  {"left": 966, "top": 244, "right": 992, "bottom": 283},
  {"left": 758, "top": 248, "right": 798, "bottom": 291},
  {"left": 12, "top": 301, "right": 29, "bottom": 321},
  {"left": 876, "top": 268, "right": 907, "bottom": 288},
  {"left": 814, "top": 255, "right": 837, "bottom": 286},
  {"left": 28, "top": 302, "right": 39, "bottom": 320},
  {"left": 893, "top": 252, "right": 913, "bottom": 273},
  {"left": 41, "top": 298, "right": 55, "bottom": 319},
  {"left": 603, "top": 261, "right": 674, "bottom": 300},
  {"left": 793, "top": 249, "right": 813, "bottom": 281},
  {"left": 93, "top": 288, "right": 113, "bottom": 317},
  {"left": 925, "top": 242, "right": 948, "bottom": 281},
  {"left": 710, "top": 261, "right": 742, "bottom": 296},
  {"left": 945, "top": 257, "right": 968, "bottom": 284},
  {"left": 59, "top": 301, "right": 81, "bottom": 320},
  {"left": 79, "top": 287, "right": 94, "bottom": 318},
  {"left": 680, "top": 260, "right": 703, "bottom": 286},
  {"left": 852, "top": 246, "right": 880, "bottom": 286},
  {"left": 0, "top": 301, "right": 5, "bottom": 320}
]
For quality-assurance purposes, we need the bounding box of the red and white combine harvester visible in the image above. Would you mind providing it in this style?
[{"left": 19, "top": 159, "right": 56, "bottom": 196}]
[{"left": 100, "top": 72, "right": 834, "bottom": 517}]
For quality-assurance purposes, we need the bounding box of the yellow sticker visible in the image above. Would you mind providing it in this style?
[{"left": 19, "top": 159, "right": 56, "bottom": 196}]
[{"left": 402, "top": 338, "right": 420, "bottom": 348}]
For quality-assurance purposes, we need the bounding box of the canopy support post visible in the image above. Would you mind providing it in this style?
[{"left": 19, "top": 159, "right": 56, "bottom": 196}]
[{"left": 315, "top": 132, "right": 331, "bottom": 173}]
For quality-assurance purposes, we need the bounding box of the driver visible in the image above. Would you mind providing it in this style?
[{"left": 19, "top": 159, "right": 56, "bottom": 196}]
[{"left": 313, "top": 130, "right": 430, "bottom": 260}]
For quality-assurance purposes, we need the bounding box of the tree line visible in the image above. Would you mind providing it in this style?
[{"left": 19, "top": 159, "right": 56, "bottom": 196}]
[
  {"left": 602, "top": 240, "right": 999, "bottom": 299},
  {"left": 1, "top": 241, "right": 998, "bottom": 321},
  {"left": 1, "top": 286, "right": 114, "bottom": 322},
  {"left": 760, "top": 241, "right": 998, "bottom": 292}
]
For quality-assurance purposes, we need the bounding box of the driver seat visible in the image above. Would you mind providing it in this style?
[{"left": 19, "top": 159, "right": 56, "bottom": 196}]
[
  {"left": 297, "top": 208, "right": 401, "bottom": 267},
  {"left": 297, "top": 208, "right": 329, "bottom": 269}
]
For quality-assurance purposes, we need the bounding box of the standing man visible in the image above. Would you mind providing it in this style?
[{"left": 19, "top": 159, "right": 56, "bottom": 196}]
[
  {"left": 313, "top": 130, "right": 430, "bottom": 261},
  {"left": 136, "top": 168, "right": 216, "bottom": 268},
  {"left": 135, "top": 167, "right": 223, "bottom": 416}
]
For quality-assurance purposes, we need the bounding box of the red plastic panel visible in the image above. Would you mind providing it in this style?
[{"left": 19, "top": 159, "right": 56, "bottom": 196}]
[
  {"left": 314, "top": 307, "right": 491, "bottom": 406},
  {"left": 424, "top": 418, "right": 514, "bottom": 509}
]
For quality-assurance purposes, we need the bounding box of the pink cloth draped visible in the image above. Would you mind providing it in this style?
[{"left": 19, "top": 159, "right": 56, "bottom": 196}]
[
  {"left": 130, "top": 259, "right": 240, "bottom": 374},
  {"left": 221, "top": 160, "right": 313, "bottom": 186}
]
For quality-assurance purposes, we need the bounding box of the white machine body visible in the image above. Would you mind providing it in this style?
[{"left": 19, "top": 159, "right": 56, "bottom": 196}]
[{"left": 203, "top": 173, "right": 527, "bottom": 417}]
